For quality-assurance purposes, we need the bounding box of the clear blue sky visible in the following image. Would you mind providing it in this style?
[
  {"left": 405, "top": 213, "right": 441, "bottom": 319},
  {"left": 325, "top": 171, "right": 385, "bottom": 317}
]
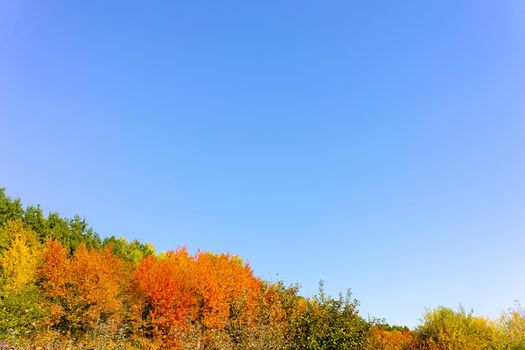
[{"left": 1, "top": 1, "right": 524, "bottom": 327}]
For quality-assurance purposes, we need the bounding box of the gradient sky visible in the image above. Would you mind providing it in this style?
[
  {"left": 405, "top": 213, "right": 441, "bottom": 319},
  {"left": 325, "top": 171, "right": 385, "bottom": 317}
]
[{"left": 1, "top": 1, "right": 524, "bottom": 327}]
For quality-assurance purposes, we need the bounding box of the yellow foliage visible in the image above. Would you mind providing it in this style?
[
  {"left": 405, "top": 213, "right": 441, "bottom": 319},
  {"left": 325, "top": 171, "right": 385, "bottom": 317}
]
[
  {"left": 498, "top": 306, "right": 525, "bottom": 348},
  {"left": 0, "top": 220, "right": 39, "bottom": 292},
  {"left": 418, "top": 306, "right": 502, "bottom": 350}
]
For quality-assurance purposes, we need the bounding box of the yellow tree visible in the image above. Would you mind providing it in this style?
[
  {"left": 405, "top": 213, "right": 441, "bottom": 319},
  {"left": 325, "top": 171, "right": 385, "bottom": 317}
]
[
  {"left": 499, "top": 304, "right": 525, "bottom": 349},
  {"left": 0, "top": 220, "right": 43, "bottom": 338},
  {"left": 417, "top": 306, "right": 501, "bottom": 350},
  {"left": 0, "top": 220, "right": 39, "bottom": 292}
]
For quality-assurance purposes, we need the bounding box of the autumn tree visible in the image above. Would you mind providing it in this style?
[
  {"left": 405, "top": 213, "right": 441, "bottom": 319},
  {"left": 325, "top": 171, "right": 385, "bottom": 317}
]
[
  {"left": 0, "top": 220, "right": 40, "bottom": 291},
  {"left": 498, "top": 303, "right": 525, "bottom": 349},
  {"left": 238, "top": 281, "right": 293, "bottom": 350},
  {"left": 366, "top": 325, "right": 417, "bottom": 350},
  {"left": 132, "top": 248, "right": 198, "bottom": 348},
  {"left": 189, "top": 251, "right": 262, "bottom": 349},
  {"left": 0, "top": 220, "right": 42, "bottom": 340},
  {"left": 39, "top": 240, "right": 126, "bottom": 341},
  {"left": 417, "top": 306, "right": 501, "bottom": 350}
]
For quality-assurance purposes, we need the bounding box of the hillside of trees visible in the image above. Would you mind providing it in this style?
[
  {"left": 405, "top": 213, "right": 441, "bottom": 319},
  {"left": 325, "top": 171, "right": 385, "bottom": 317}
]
[{"left": 0, "top": 187, "right": 524, "bottom": 349}]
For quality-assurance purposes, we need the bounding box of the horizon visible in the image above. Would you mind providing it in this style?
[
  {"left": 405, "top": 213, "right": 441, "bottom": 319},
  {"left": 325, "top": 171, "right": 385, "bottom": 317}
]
[{"left": 1, "top": 1, "right": 524, "bottom": 328}]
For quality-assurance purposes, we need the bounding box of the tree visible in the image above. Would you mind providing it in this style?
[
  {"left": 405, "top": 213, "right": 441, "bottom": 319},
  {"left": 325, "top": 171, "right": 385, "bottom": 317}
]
[
  {"left": 499, "top": 303, "right": 525, "bottom": 349},
  {"left": 39, "top": 241, "right": 126, "bottom": 339},
  {"left": 0, "top": 220, "right": 43, "bottom": 340},
  {"left": 103, "top": 236, "right": 155, "bottom": 264},
  {"left": 191, "top": 251, "right": 262, "bottom": 348},
  {"left": 0, "top": 220, "right": 40, "bottom": 292},
  {"left": 366, "top": 325, "right": 417, "bottom": 350},
  {"left": 288, "top": 282, "right": 370, "bottom": 350},
  {"left": 23, "top": 205, "right": 47, "bottom": 240},
  {"left": 417, "top": 306, "right": 500, "bottom": 350},
  {"left": 0, "top": 188, "right": 24, "bottom": 227},
  {"left": 132, "top": 248, "right": 197, "bottom": 348}
]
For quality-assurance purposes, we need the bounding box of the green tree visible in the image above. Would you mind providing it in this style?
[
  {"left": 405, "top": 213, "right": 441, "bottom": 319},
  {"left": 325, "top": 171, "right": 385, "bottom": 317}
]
[
  {"left": 289, "top": 281, "right": 370, "bottom": 350},
  {"left": 0, "top": 188, "right": 24, "bottom": 227},
  {"left": 103, "top": 236, "right": 155, "bottom": 264},
  {"left": 23, "top": 205, "right": 47, "bottom": 239},
  {"left": 37, "top": 212, "right": 101, "bottom": 253}
]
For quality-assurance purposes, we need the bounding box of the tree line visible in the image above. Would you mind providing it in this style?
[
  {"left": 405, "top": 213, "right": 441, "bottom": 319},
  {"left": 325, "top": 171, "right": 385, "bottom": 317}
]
[{"left": 0, "top": 188, "right": 523, "bottom": 349}]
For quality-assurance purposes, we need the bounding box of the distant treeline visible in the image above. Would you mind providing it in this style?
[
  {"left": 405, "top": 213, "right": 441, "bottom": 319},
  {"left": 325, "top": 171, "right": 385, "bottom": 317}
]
[{"left": 0, "top": 187, "right": 523, "bottom": 349}]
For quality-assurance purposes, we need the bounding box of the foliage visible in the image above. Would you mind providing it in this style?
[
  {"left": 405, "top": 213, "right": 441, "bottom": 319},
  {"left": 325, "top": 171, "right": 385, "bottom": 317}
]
[
  {"left": 103, "top": 236, "right": 156, "bottom": 264},
  {"left": 417, "top": 306, "right": 501, "bottom": 350},
  {"left": 0, "top": 188, "right": 24, "bottom": 227},
  {"left": 0, "top": 219, "right": 43, "bottom": 342},
  {"left": 132, "top": 248, "right": 197, "bottom": 348},
  {"left": 131, "top": 249, "right": 263, "bottom": 349},
  {"left": 0, "top": 220, "right": 40, "bottom": 292},
  {"left": 0, "top": 287, "right": 44, "bottom": 341},
  {"left": 286, "top": 281, "right": 370, "bottom": 350},
  {"left": 0, "top": 187, "right": 525, "bottom": 349},
  {"left": 498, "top": 303, "right": 525, "bottom": 349},
  {"left": 39, "top": 240, "right": 126, "bottom": 340},
  {"left": 366, "top": 325, "right": 417, "bottom": 350}
]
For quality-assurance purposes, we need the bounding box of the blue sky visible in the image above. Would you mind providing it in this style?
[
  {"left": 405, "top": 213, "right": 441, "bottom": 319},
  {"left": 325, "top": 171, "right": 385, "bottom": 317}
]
[{"left": 1, "top": 1, "right": 524, "bottom": 327}]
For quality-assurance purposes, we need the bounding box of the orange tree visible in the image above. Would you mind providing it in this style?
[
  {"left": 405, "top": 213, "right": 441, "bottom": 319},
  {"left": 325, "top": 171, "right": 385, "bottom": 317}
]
[
  {"left": 39, "top": 240, "right": 127, "bottom": 339},
  {"left": 132, "top": 248, "right": 198, "bottom": 348},
  {"left": 131, "top": 249, "right": 264, "bottom": 349},
  {"left": 192, "top": 251, "right": 261, "bottom": 347},
  {"left": 366, "top": 325, "right": 417, "bottom": 350}
]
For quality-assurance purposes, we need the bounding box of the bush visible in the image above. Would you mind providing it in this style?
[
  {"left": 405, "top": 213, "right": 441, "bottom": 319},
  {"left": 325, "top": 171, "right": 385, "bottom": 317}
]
[
  {"left": 288, "top": 282, "right": 370, "bottom": 350},
  {"left": 0, "top": 287, "right": 44, "bottom": 341},
  {"left": 417, "top": 306, "right": 501, "bottom": 350}
]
